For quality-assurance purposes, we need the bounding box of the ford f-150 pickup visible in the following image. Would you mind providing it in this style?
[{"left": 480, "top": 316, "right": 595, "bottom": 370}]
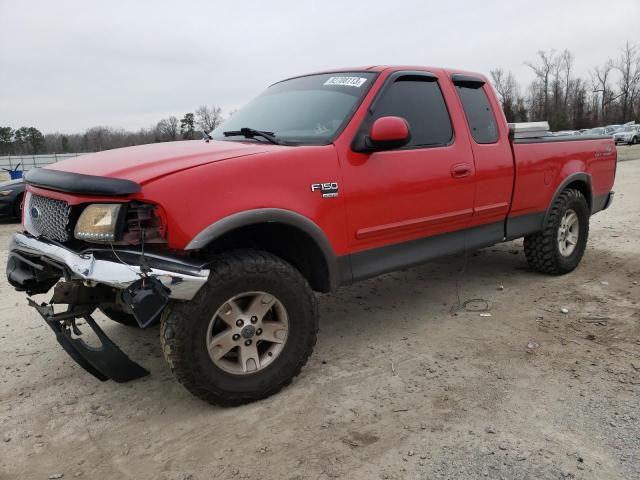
[{"left": 6, "top": 66, "right": 616, "bottom": 405}]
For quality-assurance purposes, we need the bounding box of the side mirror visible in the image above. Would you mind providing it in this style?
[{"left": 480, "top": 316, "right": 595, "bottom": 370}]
[{"left": 352, "top": 116, "right": 411, "bottom": 153}]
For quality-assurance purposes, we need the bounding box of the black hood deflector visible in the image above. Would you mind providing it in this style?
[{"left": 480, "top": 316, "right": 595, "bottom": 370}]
[{"left": 25, "top": 168, "right": 141, "bottom": 196}]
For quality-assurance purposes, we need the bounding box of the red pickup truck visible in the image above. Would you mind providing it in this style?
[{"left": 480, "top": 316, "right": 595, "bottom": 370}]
[{"left": 7, "top": 66, "right": 616, "bottom": 405}]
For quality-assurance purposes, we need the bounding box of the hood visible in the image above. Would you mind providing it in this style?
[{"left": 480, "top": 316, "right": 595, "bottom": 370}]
[{"left": 46, "top": 140, "right": 286, "bottom": 185}]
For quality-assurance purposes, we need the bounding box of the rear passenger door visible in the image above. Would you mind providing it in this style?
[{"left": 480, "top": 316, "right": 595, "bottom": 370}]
[
  {"left": 452, "top": 75, "right": 514, "bottom": 228},
  {"left": 340, "top": 71, "right": 476, "bottom": 278}
]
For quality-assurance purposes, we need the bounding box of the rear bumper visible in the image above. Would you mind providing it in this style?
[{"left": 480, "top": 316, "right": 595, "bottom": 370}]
[{"left": 7, "top": 233, "right": 209, "bottom": 300}]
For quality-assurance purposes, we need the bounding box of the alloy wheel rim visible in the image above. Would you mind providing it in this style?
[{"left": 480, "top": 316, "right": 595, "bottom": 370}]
[
  {"left": 206, "top": 291, "right": 289, "bottom": 375},
  {"left": 557, "top": 209, "right": 579, "bottom": 257}
]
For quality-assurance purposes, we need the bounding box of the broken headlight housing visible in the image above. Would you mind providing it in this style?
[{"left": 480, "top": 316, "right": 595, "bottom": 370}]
[{"left": 74, "top": 204, "right": 125, "bottom": 242}]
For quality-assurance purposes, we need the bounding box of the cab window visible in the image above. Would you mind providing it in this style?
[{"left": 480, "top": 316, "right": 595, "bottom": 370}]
[
  {"left": 455, "top": 84, "right": 499, "bottom": 144},
  {"left": 372, "top": 76, "right": 453, "bottom": 147}
]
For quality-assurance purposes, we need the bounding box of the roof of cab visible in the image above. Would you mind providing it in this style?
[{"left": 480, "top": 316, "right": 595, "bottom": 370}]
[{"left": 274, "top": 65, "right": 489, "bottom": 86}]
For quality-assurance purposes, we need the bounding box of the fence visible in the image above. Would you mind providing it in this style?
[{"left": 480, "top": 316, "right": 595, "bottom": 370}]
[
  {"left": 0, "top": 153, "right": 81, "bottom": 172},
  {"left": 0, "top": 153, "right": 83, "bottom": 182}
]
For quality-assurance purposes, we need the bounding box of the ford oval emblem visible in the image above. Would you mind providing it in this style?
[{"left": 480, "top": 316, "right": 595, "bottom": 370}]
[{"left": 30, "top": 206, "right": 40, "bottom": 219}]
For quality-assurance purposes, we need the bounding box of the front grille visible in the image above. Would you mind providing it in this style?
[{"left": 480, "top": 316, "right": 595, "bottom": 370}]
[{"left": 26, "top": 193, "right": 72, "bottom": 242}]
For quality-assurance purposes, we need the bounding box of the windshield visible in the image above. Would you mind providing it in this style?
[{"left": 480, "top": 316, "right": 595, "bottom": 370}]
[
  {"left": 620, "top": 125, "right": 636, "bottom": 132},
  {"left": 212, "top": 72, "right": 377, "bottom": 145}
]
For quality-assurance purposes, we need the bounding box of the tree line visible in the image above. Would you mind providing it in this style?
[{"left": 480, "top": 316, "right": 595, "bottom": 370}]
[
  {"left": 491, "top": 41, "right": 640, "bottom": 130},
  {"left": 0, "top": 105, "right": 225, "bottom": 156},
  {"left": 1, "top": 40, "right": 639, "bottom": 156}
]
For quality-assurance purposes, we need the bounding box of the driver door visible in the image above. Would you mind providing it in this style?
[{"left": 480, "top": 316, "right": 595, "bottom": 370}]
[{"left": 339, "top": 72, "right": 476, "bottom": 279}]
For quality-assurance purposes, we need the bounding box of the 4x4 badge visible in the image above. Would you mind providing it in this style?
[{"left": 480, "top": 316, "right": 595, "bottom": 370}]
[{"left": 310, "top": 182, "right": 339, "bottom": 198}]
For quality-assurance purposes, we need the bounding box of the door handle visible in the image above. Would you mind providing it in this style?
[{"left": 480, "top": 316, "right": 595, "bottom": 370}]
[{"left": 451, "top": 163, "right": 472, "bottom": 178}]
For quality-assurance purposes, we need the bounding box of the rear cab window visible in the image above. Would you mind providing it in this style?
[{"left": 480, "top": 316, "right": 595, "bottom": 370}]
[
  {"left": 453, "top": 76, "right": 499, "bottom": 144},
  {"left": 370, "top": 74, "right": 453, "bottom": 148}
]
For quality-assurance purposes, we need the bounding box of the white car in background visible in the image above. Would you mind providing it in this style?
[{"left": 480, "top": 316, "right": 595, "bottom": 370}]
[
  {"left": 613, "top": 125, "right": 639, "bottom": 145},
  {"left": 552, "top": 130, "right": 581, "bottom": 136},
  {"left": 585, "top": 126, "right": 618, "bottom": 137}
]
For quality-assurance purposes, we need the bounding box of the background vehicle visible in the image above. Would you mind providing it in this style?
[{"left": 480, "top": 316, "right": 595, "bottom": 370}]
[
  {"left": 0, "top": 179, "right": 25, "bottom": 219},
  {"left": 552, "top": 130, "right": 581, "bottom": 136},
  {"left": 613, "top": 124, "right": 639, "bottom": 144},
  {"left": 6, "top": 66, "right": 617, "bottom": 406},
  {"left": 585, "top": 126, "right": 618, "bottom": 136}
]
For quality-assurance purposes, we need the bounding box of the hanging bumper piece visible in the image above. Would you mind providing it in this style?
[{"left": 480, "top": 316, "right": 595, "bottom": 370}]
[{"left": 28, "top": 299, "right": 149, "bottom": 383}]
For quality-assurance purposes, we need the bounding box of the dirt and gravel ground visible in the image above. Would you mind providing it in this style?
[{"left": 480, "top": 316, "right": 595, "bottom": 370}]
[{"left": 1, "top": 150, "right": 639, "bottom": 480}]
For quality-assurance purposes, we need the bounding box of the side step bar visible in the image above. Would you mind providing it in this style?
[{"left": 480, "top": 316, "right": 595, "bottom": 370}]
[{"left": 28, "top": 299, "right": 149, "bottom": 383}]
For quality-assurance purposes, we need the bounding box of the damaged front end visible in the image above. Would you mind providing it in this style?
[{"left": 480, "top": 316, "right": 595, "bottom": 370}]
[
  {"left": 29, "top": 282, "right": 150, "bottom": 382},
  {"left": 7, "top": 233, "right": 210, "bottom": 382}
]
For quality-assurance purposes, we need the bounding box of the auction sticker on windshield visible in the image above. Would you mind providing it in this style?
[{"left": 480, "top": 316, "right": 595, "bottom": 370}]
[{"left": 323, "top": 76, "right": 368, "bottom": 87}]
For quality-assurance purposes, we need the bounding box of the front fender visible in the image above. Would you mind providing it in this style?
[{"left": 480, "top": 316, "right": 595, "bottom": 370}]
[{"left": 185, "top": 208, "right": 345, "bottom": 290}]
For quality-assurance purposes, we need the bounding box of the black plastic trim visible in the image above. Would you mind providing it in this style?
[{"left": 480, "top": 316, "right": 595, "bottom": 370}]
[
  {"left": 513, "top": 135, "right": 608, "bottom": 144},
  {"left": 505, "top": 212, "right": 545, "bottom": 240},
  {"left": 348, "top": 220, "right": 505, "bottom": 283},
  {"left": 592, "top": 191, "right": 614, "bottom": 214},
  {"left": 26, "top": 168, "right": 141, "bottom": 196},
  {"left": 6, "top": 251, "right": 61, "bottom": 294},
  {"left": 368, "top": 70, "right": 438, "bottom": 113},
  {"left": 544, "top": 173, "right": 592, "bottom": 224},
  {"left": 185, "top": 209, "right": 342, "bottom": 290},
  {"left": 451, "top": 74, "right": 486, "bottom": 88}
]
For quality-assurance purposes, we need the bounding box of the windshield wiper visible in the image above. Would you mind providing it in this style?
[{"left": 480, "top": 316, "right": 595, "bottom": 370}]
[{"left": 223, "top": 127, "right": 281, "bottom": 145}]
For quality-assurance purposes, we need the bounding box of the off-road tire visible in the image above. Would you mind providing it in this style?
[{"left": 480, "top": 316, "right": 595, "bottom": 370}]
[
  {"left": 160, "top": 250, "right": 318, "bottom": 406},
  {"left": 99, "top": 304, "right": 139, "bottom": 327},
  {"left": 524, "top": 188, "right": 589, "bottom": 275}
]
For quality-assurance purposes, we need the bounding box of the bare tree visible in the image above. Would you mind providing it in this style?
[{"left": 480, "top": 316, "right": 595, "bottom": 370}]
[
  {"left": 561, "top": 50, "right": 574, "bottom": 109},
  {"left": 156, "top": 116, "right": 179, "bottom": 141},
  {"left": 548, "top": 49, "right": 574, "bottom": 129},
  {"left": 490, "top": 68, "right": 521, "bottom": 121},
  {"left": 525, "top": 50, "right": 557, "bottom": 120},
  {"left": 615, "top": 41, "right": 640, "bottom": 121},
  {"left": 592, "top": 60, "right": 615, "bottom": 123},
  {"left": 195, "top": 106, "right": 224, "bottom": 133},
  {"left": 180, "top": 113, "right": 196, "bottom": 140}
]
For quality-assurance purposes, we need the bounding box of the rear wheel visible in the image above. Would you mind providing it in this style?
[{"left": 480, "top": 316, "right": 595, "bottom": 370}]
[
  {"left": 524, "top": 189, "right": 589, "bottom": 274},
  {"left": 160, "top": 250, "right": 318, "bottom": 406}
]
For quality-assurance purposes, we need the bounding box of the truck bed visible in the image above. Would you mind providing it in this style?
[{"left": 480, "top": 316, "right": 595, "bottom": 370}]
[{"left": 506, "top": 135, "right": 617, "bottom": 238}]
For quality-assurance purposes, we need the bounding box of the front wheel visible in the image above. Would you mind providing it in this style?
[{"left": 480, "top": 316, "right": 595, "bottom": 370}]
[
  {"left": 524, "top": 189, "right": 590, "bottom": 275},
  {"left": 160, "top": 250, "right": 318, "bottom": 406}
]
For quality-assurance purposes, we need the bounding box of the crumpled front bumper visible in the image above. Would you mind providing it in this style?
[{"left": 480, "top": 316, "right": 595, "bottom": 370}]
[{"left": 7, "top": 232, "right": 210, "bottom": 300}]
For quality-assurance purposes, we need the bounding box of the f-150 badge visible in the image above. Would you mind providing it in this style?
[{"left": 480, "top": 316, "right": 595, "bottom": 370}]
[{"left": 310, "top": 182, "right": 339, "bottom": 198}]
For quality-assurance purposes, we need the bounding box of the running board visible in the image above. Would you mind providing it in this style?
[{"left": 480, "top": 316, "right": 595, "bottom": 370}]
[{"left": 28, "top": 299, "right": 149, "bottom": 383}]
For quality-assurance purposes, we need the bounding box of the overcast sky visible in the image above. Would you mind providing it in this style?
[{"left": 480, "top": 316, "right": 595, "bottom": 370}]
[{"left": 1, "top": 0, "right": 638, "bottom": 133}]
